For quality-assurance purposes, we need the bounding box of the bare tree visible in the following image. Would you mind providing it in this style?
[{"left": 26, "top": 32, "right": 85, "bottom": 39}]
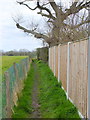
[{"left": 15, "top": 0, "right": 90, "bottom": 46}]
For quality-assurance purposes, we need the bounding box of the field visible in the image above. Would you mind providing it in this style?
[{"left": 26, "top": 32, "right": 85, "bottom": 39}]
[{"left": 2, "top": 56, "right": 28, "bottom": 73}]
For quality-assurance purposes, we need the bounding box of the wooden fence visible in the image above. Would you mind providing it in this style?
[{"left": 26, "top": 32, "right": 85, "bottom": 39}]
[{"left": 49, "top": 39, "right": 90, "bottom": 118}]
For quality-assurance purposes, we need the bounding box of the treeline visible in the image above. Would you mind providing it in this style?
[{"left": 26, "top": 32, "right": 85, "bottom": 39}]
[{"left": 1, "top": 49, "right": 37, "bottom": 58}]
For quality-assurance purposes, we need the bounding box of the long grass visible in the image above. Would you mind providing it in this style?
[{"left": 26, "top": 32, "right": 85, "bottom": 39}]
[
  {"left": 37, "top": 60, "right": 80, "bottom": 119},
  {"left": 12, "top": 63, "right": 34, "bottom": 118},
  {"left": 12, "top": 60, "right": 81, "bottom": 119}
]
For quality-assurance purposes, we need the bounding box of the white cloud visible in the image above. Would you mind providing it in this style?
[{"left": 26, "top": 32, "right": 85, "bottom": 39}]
[{"left": 0, "top": 0, "right": 43, "bottom": 51}]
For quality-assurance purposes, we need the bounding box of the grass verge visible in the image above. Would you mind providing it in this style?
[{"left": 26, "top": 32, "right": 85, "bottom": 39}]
[
  {"left": 36, "top": 60, "right": 81, "bottom": 119},
  {"left": 12, "top": 63, "right": 34, "bottom": 118}
]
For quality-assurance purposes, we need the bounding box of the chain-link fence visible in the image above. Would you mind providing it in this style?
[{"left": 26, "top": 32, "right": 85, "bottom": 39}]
[{"left": 2, "top": 57, "right": 30, "bottom": 118}]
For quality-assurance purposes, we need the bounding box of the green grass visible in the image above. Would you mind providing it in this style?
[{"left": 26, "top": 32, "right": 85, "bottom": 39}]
[
  {"left": 2, "top": 56, "right": 28, "bottom": 73},
  {"left": 12, "top": 63, "right": 34, "bottom": 118},
  {"left": 36, "top": 60, "right": 80, "bottom": 119},
  {"left": 12, "top": 60, "right": 81, "bottom": 119}
]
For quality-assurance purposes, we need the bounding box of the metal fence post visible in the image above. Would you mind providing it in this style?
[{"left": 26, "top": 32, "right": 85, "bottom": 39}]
[
  {"left": 67, "top": 42, "right": 71, "bottom": 99},
  {"left": 58, "top": 44, "right": 61, "bottom": 82}
]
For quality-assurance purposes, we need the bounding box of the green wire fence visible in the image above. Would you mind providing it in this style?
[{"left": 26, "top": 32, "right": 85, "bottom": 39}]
[{"left": 2, "top": 57, "right": 30, "bottom": 118}]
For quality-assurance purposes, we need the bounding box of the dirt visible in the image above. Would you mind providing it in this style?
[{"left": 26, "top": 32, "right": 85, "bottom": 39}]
[{"left": 31, "top": 63, "right": 41, "bottom": 118}]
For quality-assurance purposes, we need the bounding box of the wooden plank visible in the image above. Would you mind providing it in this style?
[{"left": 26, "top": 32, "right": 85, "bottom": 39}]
[
  {"left": 58, "top": 44, "right": 60, "bottom": 82},
  {"left": 52, "top": 47, "right": 54, "bottom": 73},
  {"left": 69, "top": 42, "right": 80, "bottom": 107},
  {"left": 51, "top": 47, "right": 53, "bottom": 71},
  {"left": 80, "top": 40, "right": 88, "bottom": 117},
  {"left": 55, "top": 46, "right": 58, "bottom": 78},
  {"left": 69, "top": 40, "right": 88, "bottom": 118},
  {"left": 60, "top": 44, "right": 67, "bottom": 91},
  {"left": 88, "top": 37, "right": 90, "bottom": 119},
  {"left": 79, "top": 40, "right": 87, "bottom": 118}
]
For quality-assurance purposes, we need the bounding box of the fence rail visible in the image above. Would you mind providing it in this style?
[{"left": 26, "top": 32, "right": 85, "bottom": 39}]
[
  {"left": 49, "top": 39, "right": 89, "bottom": 118},
  {"left": 2, "top": 57, "right": 30, "bottom": 118}
]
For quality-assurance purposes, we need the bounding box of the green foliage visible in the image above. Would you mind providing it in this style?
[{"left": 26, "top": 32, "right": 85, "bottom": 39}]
[
  {"left": 37, "top": 62, "right": 81, "bottom": 119},
  {"left": 12, "top": 63, "right": 34, "bottom": 118},
  {"left": 2, "top": 56, "right": 28, "bottom": 73}
]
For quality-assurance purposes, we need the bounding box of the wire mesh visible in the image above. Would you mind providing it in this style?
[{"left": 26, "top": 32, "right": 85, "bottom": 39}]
[{"left": 1, "top": 57, "right": 30, "bottom": 118}]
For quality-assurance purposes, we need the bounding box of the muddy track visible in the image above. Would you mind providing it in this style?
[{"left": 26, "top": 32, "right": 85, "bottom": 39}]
[{"left": 31, "top": 63, "right": 41, "bottom": 118}]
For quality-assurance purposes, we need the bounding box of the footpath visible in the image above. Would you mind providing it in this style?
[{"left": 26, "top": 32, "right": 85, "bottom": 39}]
[{"left": 12, "top": 60, "right": 80, "bottom": 119}]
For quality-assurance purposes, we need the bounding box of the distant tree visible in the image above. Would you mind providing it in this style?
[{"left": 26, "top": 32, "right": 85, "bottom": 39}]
[{"left": 2, "top": 49, "right": 31, "bottom": 56}]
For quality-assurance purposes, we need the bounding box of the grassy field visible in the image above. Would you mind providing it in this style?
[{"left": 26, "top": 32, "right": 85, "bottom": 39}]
[{"left": 2, "top": 56, "right": 28, "bottom": 73}]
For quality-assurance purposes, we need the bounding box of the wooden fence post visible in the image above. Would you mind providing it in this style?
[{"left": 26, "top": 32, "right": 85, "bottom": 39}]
[
  {"left": 27, "top": 57, "right": 30, "bottom": 71},
  {"left": 67, "top": 42, "right": 71, "bottom": 99},
  {"left": 4, "top": 71, "right": 11, "bottom": 118},
  {"left": 13, "top": 63, "right": 19, "bottom": 92},
  {"left": 58, "top": 44, "right": 60, "bottom": 82}
]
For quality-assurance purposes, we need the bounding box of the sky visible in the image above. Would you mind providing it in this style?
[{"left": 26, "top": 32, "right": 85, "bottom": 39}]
[
  {"left": 0, "top": 0, "right": 44, "bottom": 52},
  {"left": 0, "top": 0, "right": 80, "bottom": 52}
]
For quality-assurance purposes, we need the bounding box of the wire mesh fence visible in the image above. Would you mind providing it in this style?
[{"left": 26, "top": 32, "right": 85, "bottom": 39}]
[{"left": 2, "top": 57, "right": 30, "bottom": 118}]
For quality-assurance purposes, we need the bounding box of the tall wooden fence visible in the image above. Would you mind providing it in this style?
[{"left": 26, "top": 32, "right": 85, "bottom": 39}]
[{"left": 49, "top": 39, "right": 90, "bottom": 118}]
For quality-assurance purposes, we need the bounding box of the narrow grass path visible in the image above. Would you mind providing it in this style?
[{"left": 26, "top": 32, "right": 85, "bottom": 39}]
[
  {"left": 31, "top": 62, "right": 41, "bottom": 118},
  {"left": 12, "top": 60, "right": 80, "bottom": 119},
  {"left": 12, "top": 62, "right": 41, "bottom": 118}
]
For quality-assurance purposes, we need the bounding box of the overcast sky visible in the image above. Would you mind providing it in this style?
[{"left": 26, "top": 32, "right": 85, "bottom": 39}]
[
  {"left": 0, "top": 0, "right": 44, "bottom": 52},
  {"left": 0, "top": 0, "right": 73, "bottom": 52}
]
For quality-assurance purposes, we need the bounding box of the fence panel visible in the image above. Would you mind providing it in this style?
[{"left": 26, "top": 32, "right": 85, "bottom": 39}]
[
  {"left": 69, "top": 42, "right": 80, "bottom": 107},
  {"left": 49, "top": 39, "right": 88, "bottom": 118},
  {"left": 60, "top": 44, "right": 67, "bottom": 91},
  {"left": 50, "top": 47, "right": 53, "bottom": 70},
  {"left": 52, "top": 47, "right": 54, "bottom": 73},
  {"left": 58, "top": 45, "right": 60, "bottom": 82},
  {"left": 2, "top": 57, "right": 30, "bottom": 118},
  {"left": 69, "top": 40, "right": 88, "bottom": 117},
  {"left": 49, "top": 48, "right": 51, "bottom": 68},
  {"left": 55, "top": 46, "right": 58, "bottom": 78}
]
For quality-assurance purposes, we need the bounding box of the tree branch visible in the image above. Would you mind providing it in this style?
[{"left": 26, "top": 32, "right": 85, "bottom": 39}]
[
  {"left": 49, "top": 0, "right": 64, "bottom": 16},
  {"left": 37, "top": 11, "right": 56, "bottom": 20},
  {"left": 17, "top": 1, "right": 56, "bottom": 20},
  {"left": 37, "top": 2, "right": 56, "bottom": 20},
  {"left": 17, "top": 1, "right": 38, "bottom": 10},
  {"left": 16, "top": 23, "right": 49, "bottom": 40},
  {"left": 71, "top": 20, "right": 90, "bottom": 29},
  {"left": 65, "top": 1, "right": 90, "bottom": 19}
]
